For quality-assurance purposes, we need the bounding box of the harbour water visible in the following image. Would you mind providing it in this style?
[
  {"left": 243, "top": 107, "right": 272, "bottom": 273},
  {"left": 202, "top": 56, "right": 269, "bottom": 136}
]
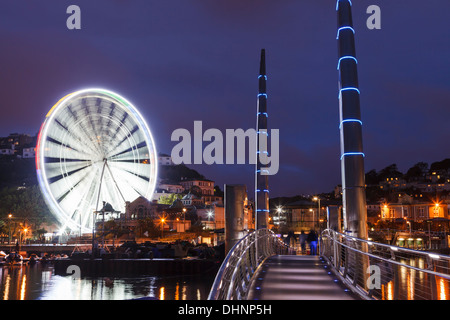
[{"left": 0, "top": 263, "right": 215, "bottom": 300}]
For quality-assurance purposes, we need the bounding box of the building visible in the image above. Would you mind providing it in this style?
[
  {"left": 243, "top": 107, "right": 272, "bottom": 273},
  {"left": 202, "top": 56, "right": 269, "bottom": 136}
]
[
  {"left": 282, "top": 200, "right": 326, "bottom": 233},
  {"left": 179, "top": 178, "right": 222, "bottom": 205},
  {"left": 158, "top": 182, "right": 184, "bottom": 194},
  {"left": 179, "top": 178, "right": 215, "bottom": 196},
  {"left": 0, "top": 133, "right": 34, "bottom": 156},
  {"left": 22, "top": 146, "right": 36, "bottom": 158},
  {"left": 101, "top": 196, "right": 193, "bottom": 234},
  {"left": 380, "top": 202, "right": 449, "bottom": 222},
  {"left": 125, "top": 196, "right": 159, "bottom": 220},
  {"left": 0, "top": 144, "right": 14, "bottom": 156},
  {"left": 181, "top": 192, "right": 204, "bottom": 207},
  {"left": 158, "top": 153, "right": 174, "bottom": 166}
]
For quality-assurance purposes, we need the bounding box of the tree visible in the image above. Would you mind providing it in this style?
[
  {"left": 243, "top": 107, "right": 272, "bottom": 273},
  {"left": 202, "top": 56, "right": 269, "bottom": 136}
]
[
  {"left": 137, "top": 218, "right": 159, "bottom": 238},
  {"left": 0, "top": 185, "right": 56, "bottom": 227},
  {"left": 430, "top": 159, "right": 450, "bottom": 172},
  {"left": 159, "top": 193, "right": 182, "bottom": 205},
  {"left": 188, "top": 185, "right": 202, "bottom": 198},
  {"left": 378, "top": 164, "right": 403, "bottom": 181},
  {"left": 0, "top": 220, "right": 7, "bottom": 239},
  {"left": 405, "top": 162, "right": 428, "bottom": 182},
  {"left": 188, "top": 221, "right": 206, "bottom": 237},
  {"left": 214, "top": 185, "right": 224, "bottom": 197},
  {"left": 365, "top": 169, "right": 380, "bottom": 185},
  {"left": 101, "top": 220, "right": 129, "bottom": 240}
]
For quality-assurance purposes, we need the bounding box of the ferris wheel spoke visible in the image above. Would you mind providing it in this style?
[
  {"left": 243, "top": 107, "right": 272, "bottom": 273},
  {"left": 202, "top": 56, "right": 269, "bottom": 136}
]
[
  {"left": 49, "top": 165, "right": 96, "bottom": 202},
  {"left": 55, "top": 167, "right": 94, "bottom": 210},
  {"left": 112, "top": 125, "right": 140, "bottom": 152},
  {"left": 45, "top": 160, "right": 91, "bottom": 175},
  {"left": 107, "top": 165, "right": 150, "bottom": 196},
  {"left": 77, "top": 121, "right": 104, "bottom": 156},
  {"left": 54, "top": 118, "right": 99, "bottom": 156},
  {"left": 109, "top": 160, "right": 151, "bottom": 176},
  {"left": 110, "top": 112, "right": 129, "bottom": 142},
  {"left": 46, "top": 136, "right": 81, "bottom": 153},
  {"left": 47, "top": 165, "right": 91, "bottom": 184},
  {"left": 117, "top": 168, "right": 152, "bottom": 192},
  {"left": 106, "top": 130, "right": 146, "bottom": 160},
  {"left": 45, "top": 138, "right": 94, "bottom": 162},
  {"left": 45, "top": 157, "right": 91, "bottom": 164},
  {"left": 109, "top": 141, "right": 147, "bottom": 159},
  {"left": 60, "top": 184, "right": 97, "bottom": 229},
  {"left": 67, "top": 102, "right": 104, "bottom": 156}
]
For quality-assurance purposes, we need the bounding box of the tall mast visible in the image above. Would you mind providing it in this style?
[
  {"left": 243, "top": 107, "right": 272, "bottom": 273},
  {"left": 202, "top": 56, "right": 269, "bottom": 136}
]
[
  {"left": 255, "top": 49, "right": 269, "bottom": 230},
  {"left": 337, "top": 0, "right": 368, "bottom": 239}
]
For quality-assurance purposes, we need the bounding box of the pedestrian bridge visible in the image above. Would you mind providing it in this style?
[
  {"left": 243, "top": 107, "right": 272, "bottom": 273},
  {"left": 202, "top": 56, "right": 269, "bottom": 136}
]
[{"left": 208, "top": 229, "right": 450, "bottom": 300}]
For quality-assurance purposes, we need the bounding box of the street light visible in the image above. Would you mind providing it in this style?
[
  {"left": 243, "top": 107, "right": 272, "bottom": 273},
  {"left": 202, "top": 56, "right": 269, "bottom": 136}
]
[
  {"left": 160, "top": 217, "right": 166, "bottom": 238},
  {"left": 207, "top": 210, "right": 214, "bottom": 230},
  {"left": 427, "top": 220, "right": 432, "bottom": 250},
  {"left": 434, "top": 202, "right": 440, "bottom": 218},
  {"left": 182, "top": 208, "right": 187, "bottom": 232},
  {"left": 406, "top": 220, "right": 412, "bottom": 236},
  {"left": 276, "top": 206, "right": 283, "bottom": 226},
  {"left": 22, "top": 227, "right": 29, "bottom": 245},
  {"left": 313, "top": 196, "right": 321, "bottom": 231},
  {"left": 8, "top": 214, "right": 12, "bottom": 251}
]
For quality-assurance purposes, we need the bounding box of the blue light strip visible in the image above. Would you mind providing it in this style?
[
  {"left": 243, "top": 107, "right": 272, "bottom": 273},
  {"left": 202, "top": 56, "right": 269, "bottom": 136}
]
[
  {"left": 258, "top": 93, "right": 268, "bottom": 98},
  {"left": 257, "top": 112, "right": 268, "bottom": 117},
  {"left": 339, "top": 118, "right": 362, "bottom": 129},
  {"left": 257, "top": 131, "right": 269, "bottom": 137},
  {"left": 336, "top": 26, "right": 355, "bottom": 39},
  {"left": 337, "top": 56, "right": 357, "bottom": 70},
  {"left": 336, "top": 0, "right": 352, "bottom": 11},
  {"left": 258, "top": 75, "right": 268, "bottom": 80},
  {"left": 340, "top": 152, "right": 365, "bottom": 160},
  {"left": 256, "top": 189, "right": 270, "bottom": 193},
  {"left": 339, "top": 87, "right": 360, "bottom": 99},
  {"left": 256, "top": 209, "right": 270, "bottom": 212}
]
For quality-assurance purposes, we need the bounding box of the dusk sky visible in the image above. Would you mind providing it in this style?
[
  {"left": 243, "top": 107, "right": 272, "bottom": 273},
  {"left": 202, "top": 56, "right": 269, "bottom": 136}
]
[{"left": 1, "top": 1, "right": 450, "bottom": 198}]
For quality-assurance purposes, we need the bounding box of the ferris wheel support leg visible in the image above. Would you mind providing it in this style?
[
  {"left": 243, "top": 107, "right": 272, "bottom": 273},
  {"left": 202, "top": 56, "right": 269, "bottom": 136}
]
[
  {"left": 92, "top": 159, "right": 107, "bottom": 259},
  {"left": 105, "top": 161, "right": 127, "bottom": 203}
]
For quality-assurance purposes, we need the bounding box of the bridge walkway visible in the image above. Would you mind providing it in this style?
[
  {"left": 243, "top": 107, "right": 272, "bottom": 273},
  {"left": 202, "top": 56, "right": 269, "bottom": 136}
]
[{"left": 247, "top": 255, "right": 360, "bottom": 300}]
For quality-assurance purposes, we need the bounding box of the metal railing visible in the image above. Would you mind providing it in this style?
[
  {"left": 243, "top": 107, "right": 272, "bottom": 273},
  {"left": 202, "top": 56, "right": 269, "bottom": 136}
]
[
  {"left": 208, "top": 229, "right": 295, "bottom": 300},
  {"left": 321, "top": 229, "right": 450, "bottom": 300}
]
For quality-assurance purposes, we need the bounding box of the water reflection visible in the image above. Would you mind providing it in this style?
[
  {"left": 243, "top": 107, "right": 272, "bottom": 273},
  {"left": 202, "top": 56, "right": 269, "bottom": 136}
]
[
  {"left": 438, "top": 277, "right": 448, "bottom": 300},
  {"left": 0, "top": 264, "right": 214, "bottom": 300},
  {"left": 379, "top": 257, "right": 450, "bottom": 300}
]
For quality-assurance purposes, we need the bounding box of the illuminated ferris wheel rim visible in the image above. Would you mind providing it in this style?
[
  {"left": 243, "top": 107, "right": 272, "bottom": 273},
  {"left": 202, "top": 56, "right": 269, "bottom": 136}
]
[{"left": 36, "top": 88, "right": 158, "bottom": 233}]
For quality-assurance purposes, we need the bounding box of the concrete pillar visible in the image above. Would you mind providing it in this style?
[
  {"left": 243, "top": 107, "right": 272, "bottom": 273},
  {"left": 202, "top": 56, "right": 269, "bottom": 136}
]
[
  {"left": 327, "top": 205, "right": 342, "bottom": 232},
  {"left": 224, "top": 184, "right": 247, "bottom": 254}
]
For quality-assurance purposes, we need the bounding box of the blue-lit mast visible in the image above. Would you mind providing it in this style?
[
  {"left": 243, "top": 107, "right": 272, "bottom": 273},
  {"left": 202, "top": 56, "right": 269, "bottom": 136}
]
[
  {"left": 255, "top": 49, "right": 269, "bottom": 230},
  {"left": 337, "top": 0, "right": 368, "bottom": 239}
]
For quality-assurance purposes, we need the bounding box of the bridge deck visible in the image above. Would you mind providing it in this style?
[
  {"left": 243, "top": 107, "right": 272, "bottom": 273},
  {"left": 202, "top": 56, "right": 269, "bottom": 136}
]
[{"left": 247, "top": 255, "right": 359, "bottom": 300}]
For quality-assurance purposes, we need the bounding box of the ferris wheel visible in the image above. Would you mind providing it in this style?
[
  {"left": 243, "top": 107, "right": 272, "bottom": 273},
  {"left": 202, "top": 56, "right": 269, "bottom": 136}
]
[{"left": 36, "top": 89, "right": 158, "bottom": 233}]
